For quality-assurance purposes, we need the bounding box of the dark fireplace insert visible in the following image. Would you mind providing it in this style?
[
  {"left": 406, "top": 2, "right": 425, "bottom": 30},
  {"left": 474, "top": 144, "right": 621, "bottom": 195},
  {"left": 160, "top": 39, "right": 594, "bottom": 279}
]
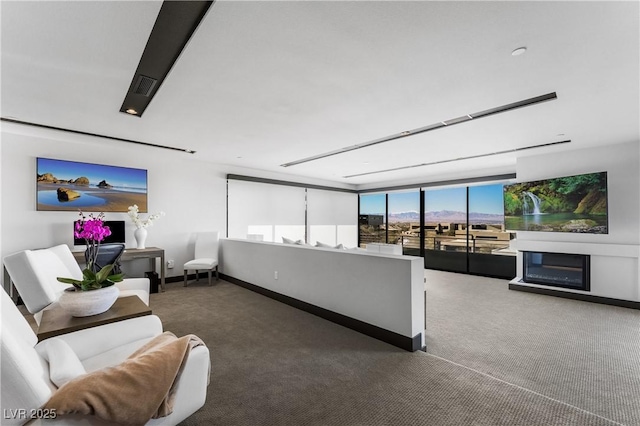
[{"left": 523, "top": 251, "right": 590, "bottom": 291}]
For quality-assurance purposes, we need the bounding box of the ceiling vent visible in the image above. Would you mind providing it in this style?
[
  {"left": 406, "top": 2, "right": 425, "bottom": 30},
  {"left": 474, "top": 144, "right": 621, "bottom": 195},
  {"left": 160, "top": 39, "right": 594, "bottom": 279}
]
[
  {"left": 133, "top": 75, "right": 157, "bottom": 97},
  {"left": 119, "top": 1, "right": 214, "bottom": 117}
]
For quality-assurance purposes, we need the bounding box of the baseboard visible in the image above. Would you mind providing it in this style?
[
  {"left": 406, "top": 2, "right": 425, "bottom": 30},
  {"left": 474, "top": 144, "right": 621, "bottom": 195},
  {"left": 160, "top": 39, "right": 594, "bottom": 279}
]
[
  {"left": 509, "top": 282, "right": 640, "bottom": 310},
  {"left": 221, "top": 273, "right": 424, "bottom": 352},
  {"left": 166, "top": 272, "right": 211, "bottom": 284}
]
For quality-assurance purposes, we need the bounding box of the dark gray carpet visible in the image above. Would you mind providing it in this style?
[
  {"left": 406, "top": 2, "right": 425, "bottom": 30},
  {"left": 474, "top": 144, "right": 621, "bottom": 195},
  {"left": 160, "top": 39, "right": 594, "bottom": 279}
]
[
  {"left": 424, "top": 270, "right": 640, "bottom": 426},
  {"left": 149, "top": 274, "right": 636, "bottom": 426}
]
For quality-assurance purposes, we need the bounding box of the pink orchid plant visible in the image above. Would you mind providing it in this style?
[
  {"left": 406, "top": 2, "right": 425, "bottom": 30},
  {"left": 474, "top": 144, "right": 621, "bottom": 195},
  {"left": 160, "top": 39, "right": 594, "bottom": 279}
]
[{"left": 57, "top": 211, "right": 123, "bottom": 291}]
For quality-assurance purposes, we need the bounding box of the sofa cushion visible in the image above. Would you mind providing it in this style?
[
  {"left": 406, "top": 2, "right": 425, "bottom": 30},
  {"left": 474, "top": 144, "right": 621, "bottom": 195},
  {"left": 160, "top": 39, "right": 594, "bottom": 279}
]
[{"left": 184, "top": 258, "right": 218, "bottom": 270}]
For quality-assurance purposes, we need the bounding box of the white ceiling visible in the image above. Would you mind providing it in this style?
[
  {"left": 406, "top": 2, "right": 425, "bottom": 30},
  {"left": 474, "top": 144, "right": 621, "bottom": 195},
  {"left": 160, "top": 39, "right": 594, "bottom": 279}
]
[{"left": 2, "top": 1, "right": 638, "bottom": 188}]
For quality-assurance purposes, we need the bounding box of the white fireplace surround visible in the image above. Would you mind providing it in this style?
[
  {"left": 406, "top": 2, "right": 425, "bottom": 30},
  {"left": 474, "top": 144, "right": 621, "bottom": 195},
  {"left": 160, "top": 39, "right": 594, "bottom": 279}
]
[
  {"left": 509, "top": 142, "right": 640, "bottom": 304},
  {"left": 511, "top": 240, "right": 640, "bottom": 302}
]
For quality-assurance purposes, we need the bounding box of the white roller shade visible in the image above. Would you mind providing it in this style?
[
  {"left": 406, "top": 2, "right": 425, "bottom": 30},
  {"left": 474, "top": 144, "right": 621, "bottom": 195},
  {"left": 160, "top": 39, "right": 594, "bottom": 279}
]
[
  {"left": 307, "top": 189, "right": 358, "bottom": 248},
  {"left": 227, "top": 180, "right": 306, "bottom": 243}
]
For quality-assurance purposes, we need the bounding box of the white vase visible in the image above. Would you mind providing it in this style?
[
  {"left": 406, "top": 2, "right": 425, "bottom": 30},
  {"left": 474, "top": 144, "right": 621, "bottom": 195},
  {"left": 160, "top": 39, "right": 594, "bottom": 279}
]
[
  {"left": 134, "top": 227, "right": 147, "bottom": 249},
  {"left": 59, "top": 286, "right": 120, "bottom": 317}
]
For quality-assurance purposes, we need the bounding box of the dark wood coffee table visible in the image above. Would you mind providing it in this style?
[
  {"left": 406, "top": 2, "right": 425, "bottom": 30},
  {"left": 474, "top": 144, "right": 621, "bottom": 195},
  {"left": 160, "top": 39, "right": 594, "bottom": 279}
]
[{"left": 37, "top": 296, "right": 152, "bottom": 342}]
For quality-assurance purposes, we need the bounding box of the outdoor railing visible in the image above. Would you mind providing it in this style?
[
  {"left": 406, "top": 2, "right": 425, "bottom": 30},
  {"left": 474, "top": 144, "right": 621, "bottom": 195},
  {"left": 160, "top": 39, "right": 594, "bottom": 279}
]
[{"left": 359, "top": 232, "right": 512, "bottom": 255}]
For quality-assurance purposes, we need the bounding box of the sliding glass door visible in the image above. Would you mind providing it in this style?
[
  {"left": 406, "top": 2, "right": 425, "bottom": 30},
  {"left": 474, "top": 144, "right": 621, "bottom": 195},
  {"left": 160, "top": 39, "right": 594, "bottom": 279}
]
[
  {"left": 387, "top": 191, "right": 421, "bottom": 255},
  {"left": 358, "top": 181, "right": 516, "bottom": 279},
  {"left": 423, "top": 186, "right": 468, "bottom": 273},
  {"left": 467, "top": 184, "right": 516, "bottom": 277}
]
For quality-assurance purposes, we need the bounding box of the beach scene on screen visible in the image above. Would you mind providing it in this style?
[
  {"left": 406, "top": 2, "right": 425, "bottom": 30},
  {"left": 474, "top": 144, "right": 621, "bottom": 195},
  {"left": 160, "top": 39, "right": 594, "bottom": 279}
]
[{"left": 36, "top": 158, "right": 148, "bottom": 212}]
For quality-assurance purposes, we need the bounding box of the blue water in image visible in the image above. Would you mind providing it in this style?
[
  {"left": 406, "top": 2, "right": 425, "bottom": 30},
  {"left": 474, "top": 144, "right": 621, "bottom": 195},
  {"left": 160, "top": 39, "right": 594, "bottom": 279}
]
[
  {"left": 505, "top": 212, "right": 607, "bottom": 232},
  {"left": 111, "top": 186, "right": 146, "bottom": 194},
  {"left": 38, "top": 190, "right": 107, "bottom": 208}
]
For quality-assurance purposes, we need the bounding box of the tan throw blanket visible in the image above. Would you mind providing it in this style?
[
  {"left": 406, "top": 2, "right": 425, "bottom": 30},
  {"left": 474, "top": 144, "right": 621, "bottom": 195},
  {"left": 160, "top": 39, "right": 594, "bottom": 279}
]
[{"left": 44, "top": 331, "right": 205, "bottom": 426}]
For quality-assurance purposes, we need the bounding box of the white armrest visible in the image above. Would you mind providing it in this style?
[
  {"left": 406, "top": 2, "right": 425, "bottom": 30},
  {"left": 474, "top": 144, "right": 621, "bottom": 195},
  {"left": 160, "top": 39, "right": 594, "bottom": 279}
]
[
  {"left": 117, "top": 277, "right": 150, "bottom": 293},
  {"left": 30, "top": 339, "right": 210, "bottom": 426},
  {"left": 35, "top": 315, "right": 163, "bottom": 361},
  {"left": 147, "top": 345, "right": 211, "bottom": 425},
  {"left": 117, "top": 278, "right": 151, "bottom": 304}
]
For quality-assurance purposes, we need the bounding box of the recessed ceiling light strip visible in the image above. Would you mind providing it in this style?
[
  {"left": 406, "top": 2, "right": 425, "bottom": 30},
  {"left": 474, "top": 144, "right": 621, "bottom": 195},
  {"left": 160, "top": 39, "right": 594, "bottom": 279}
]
[
  {"left": 281, "top": 92, "right": 557, "bottom": 168},
  {"left": 281, "top": 131, "right": 424, "bottom": 166},
  {"left": 0, "top": 117, "right": 196, "bottom": 153},
  {"left": 343, "top": 139, "right": 571, "bottom": 178},
  {"left": 469, "top": 93, "right": 558, "bottom": 119}
]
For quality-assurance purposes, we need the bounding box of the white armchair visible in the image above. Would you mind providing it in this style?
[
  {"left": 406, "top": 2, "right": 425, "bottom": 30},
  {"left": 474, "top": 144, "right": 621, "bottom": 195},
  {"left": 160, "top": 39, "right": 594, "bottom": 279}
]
[
  {"left": 0, "top": 289, "right": 210, "bottom": 425},
  {"left": 3, "top": 244, "right": 150, "bottom": 325}
]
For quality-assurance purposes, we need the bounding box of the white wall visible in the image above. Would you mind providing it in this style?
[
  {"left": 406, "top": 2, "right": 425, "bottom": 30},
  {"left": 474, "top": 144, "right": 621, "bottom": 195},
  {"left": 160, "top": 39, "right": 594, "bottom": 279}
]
[
  {"left": 0, "top": 123, "right": 361, "bottom": 289},
  {"left": 513, "top": 141, "right": 640, "bottom": 301},
  {"left": 0, "top": 125, "right": 227, "bottom": 284}
]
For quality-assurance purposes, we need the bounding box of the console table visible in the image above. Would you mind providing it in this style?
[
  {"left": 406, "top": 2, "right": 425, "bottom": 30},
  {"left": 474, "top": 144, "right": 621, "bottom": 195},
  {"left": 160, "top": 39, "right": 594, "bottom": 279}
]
[
  {"left": 36, "top": 296, "right": 152, "bottom": 342},
  {"left": 72, "top": 247, "right": 165, "bottom": 292}
]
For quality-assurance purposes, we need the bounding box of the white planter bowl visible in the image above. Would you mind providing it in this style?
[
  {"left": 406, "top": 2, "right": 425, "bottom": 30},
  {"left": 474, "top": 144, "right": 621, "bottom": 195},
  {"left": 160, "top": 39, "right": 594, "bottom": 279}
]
[{"left": 59, "top": 286, "right": 120, "bottom": 317}]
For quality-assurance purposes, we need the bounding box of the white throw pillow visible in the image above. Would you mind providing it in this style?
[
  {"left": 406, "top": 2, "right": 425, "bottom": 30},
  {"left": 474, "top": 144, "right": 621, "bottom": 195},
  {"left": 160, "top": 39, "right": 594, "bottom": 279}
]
[
  {"left": 316, "top": 242, "right": 345, "bottom": 250},
  {"left": 42, "top": 338, "right": 86, "bottom": 387}
]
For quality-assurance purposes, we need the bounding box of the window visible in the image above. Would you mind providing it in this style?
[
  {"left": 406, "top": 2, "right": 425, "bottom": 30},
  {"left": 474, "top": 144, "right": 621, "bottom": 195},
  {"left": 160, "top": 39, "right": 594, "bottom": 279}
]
[
  {"left": 468, "top": 183, "right": 512, "bottom": 255},
  {"left": 228, "top": 180, "right": 306, "bottom": 243},
  {"left": 307, "top": 189, "right": 358, "bottom": 248},
  {"left": 423, "top": 186, "right": 467, "bottom": 252},
  {"left": 227, "top": 177, "right": 357, "bottom": 246},
  {"left": 359, "top": 193, "right": 386, "bottom": 247},
  {"left": 387, "top": 191, "right": 420, "bottom": 255}
]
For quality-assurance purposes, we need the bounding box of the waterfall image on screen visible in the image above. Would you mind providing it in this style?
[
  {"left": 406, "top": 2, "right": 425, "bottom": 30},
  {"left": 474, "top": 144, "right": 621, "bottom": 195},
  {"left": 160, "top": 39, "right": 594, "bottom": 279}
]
[{"left": 503, "top": 171, "right": 608, "bottom": 233}]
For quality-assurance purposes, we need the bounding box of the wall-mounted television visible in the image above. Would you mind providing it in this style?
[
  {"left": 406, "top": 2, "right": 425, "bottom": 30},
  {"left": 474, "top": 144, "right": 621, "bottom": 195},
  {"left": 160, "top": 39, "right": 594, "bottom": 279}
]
[
  {"left": 503, "top": 171, "right": 608, "bottom": 233},
  {"left": 36, "top": 157, "right": 147, "bottom": 212},
  {"left": 73, "top": 220, "right": 126, "bottom": 246}
]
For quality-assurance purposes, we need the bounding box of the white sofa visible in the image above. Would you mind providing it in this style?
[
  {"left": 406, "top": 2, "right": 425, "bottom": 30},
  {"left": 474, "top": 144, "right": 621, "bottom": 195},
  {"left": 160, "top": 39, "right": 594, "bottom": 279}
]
[
  {"left": 3, "top": 244, "right": 150, "bottom": 325},
  {"left": 0, "top": 289, "right": 210, "bottom": 425}
]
